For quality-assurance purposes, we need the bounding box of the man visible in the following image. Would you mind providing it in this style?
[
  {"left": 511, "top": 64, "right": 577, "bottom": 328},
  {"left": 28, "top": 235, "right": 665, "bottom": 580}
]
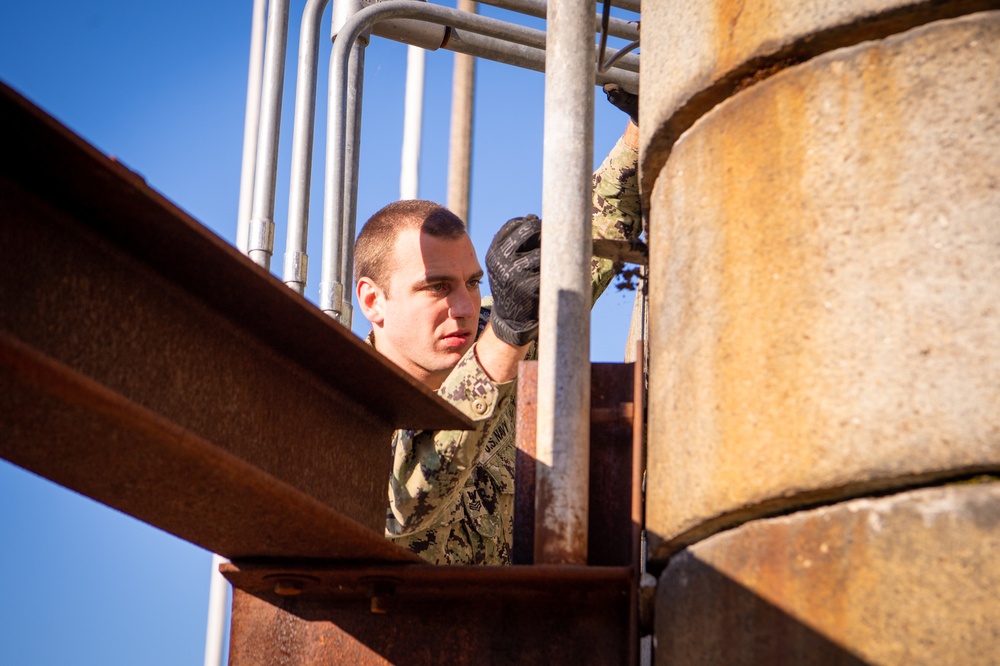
[{"left": 355, "top": 102, "right": 640, "bottom": 565}]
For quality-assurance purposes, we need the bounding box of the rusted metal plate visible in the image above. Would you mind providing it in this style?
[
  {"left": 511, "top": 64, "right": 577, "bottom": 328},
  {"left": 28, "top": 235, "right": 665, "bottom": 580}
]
[
  {"left": 514, "top": 360, "right": 641, "bottom": 567},
  {"left": 0, "top": 332, "right": 419, "bottom": 562},
  {"left": 512, "top": 360, "right": 539, "bottom": 565},
  {"left": 589, "top": 361, "right": 638, "bottom": 568},
  {"left": 224, "top": 562, "right": 634, "bottom": 665},
  {"left": 0, "top": 81, "right": 469, "bottom": 557}
]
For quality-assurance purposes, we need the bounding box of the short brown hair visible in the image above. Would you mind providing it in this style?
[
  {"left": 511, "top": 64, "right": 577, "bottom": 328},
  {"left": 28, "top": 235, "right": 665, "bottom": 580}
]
[{"left": 354, "top": 200, "right": 467, "bottom": 293}]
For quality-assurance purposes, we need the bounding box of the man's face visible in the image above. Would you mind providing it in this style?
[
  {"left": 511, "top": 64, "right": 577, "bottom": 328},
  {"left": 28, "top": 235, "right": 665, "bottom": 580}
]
[{"left": 361, "top": 227, "right": 482, "bottom": 389}]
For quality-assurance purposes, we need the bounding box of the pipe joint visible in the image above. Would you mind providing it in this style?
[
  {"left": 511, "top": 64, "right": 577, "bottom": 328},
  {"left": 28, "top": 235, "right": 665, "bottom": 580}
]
[
  {"left": 248, "top": 217, "right": 274, "bottom": 251},
  {"left": 320, "top": 280, "right": 345, "bottom": 319},
  {"left": 283, "top": 251, "right": 309, "bottom": 294}
]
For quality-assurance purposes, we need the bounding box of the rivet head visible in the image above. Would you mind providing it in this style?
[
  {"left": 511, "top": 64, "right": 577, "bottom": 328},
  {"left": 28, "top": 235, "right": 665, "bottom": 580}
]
[
  {"left": 370, "top": 595, "right": 391, "bottom": 614},
  {"left": 364, "top": 577, "right": 400, "bottom": 614},
  {"left": 274, "top": 579, "right": 305, "bottom": 596}
]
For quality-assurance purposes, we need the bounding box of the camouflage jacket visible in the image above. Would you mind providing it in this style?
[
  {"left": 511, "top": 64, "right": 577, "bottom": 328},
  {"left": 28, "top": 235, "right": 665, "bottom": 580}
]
[{"left": 384, "top": 135, "right": 640, "bottom": 565}]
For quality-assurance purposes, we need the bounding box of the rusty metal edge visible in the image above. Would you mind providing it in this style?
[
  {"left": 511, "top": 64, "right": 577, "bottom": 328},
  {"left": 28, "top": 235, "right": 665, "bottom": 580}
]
[
  {"left": 226, "top": 563, "right": 635, "bottom": 665},
  {"left": 0, "top": 330, "right": 422, "bottom": 563},
  {"left": 0, "top": 80, "right": 471, "bottom": 433},
  {"left": 222, "top": 560, "right": 633, "bottom": 599}
]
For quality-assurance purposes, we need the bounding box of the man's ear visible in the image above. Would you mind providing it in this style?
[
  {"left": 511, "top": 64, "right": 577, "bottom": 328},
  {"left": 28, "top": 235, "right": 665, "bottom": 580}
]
[{"left": 357, "top": 277, "right": 385, "bottom": 326}]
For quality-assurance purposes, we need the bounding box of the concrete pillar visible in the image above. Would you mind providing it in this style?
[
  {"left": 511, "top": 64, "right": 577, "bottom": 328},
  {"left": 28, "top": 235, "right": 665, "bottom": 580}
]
[
  {"left": 657, "top": 483, "right": 1000, "bottom": 664},
  {"left": 639, "top": 1, "right": 1000, "bottom": 661}
]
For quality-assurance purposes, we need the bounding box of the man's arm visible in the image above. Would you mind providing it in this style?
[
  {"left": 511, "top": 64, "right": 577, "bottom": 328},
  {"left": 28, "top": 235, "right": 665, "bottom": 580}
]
[
  {"left": 387, "top": 341, "right": 515, "bottom": 536},
  {"left": 388, "top": 216, "right": 541, "bottom": 537},
  {"left": 591, "top": 122, "right": 642, "bottom": 304}
]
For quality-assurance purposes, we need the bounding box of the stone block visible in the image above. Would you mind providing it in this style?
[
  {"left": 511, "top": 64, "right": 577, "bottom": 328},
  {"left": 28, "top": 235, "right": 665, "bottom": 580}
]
[
  {"left": 639, "top": 0, "right": 997, "bottom": 202},
  {"left": 645, "top": 13, "right": 1000, "bottom": 558},
  {"left": 655, "top": 482, "right": 1000, "bottom": 665}
]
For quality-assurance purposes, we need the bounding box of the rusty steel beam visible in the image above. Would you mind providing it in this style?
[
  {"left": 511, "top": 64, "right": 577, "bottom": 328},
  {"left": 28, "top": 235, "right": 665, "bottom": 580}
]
[
  {"left": 0, "top": 332, "right": 420, "bottom": 562},
  {"left": 0, "top": 81, "right": 471, "bottom": 560},
  {"left": 223, "top": 561, "right": 634, "bottom": 665}
]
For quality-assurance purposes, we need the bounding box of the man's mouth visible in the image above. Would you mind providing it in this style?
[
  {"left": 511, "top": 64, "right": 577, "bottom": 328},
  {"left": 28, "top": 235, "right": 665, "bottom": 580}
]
[{"left": 441, "top": 330, "right": 471, "bottom": 348}]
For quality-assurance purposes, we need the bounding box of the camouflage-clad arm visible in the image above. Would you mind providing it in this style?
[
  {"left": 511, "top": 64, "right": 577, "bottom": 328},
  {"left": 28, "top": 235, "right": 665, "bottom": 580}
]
[
  {"left": 387, "top": 343, "right": 515, "bottom": 535},
  {"left": 591, "top": 134, "right": 641, "bottom": 304}
]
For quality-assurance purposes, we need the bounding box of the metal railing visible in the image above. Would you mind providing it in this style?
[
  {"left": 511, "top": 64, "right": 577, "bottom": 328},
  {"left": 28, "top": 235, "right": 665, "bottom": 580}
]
[{"left": 237, "top": 0, "right": 639, "bottom": 320}]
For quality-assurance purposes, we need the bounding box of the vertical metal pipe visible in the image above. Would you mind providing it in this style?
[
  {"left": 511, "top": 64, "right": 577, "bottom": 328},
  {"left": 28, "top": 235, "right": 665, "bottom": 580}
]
[
  {"left": 248, "top": 0, "right": 291, "bottom": 270},
  {"left": 219, "top": 0, "right": 266, "bottom": 658},
  {"left": 400, "top": 45, "right": 425, "bottom": 200},
  {"left": 337, "top": 41, "right": 367, "bottom": 328},
  {"left": 321, "top": 0, "right": 367, "bottom": 323},
  {"left": 236, "top": 0, "right": 268, "bottom": 254},
  {"left": 321, "top": 42, "right": 346, "bottom": 320},
  {"left": 534, "top": 0, "right": 594, "bottom": 565},
  {"left": 283, "top": 0, "right": 332, "bottom": 294},
  {"left": 447, "top": 0, "right": 477, "bottom": 225},
  {"left": 202, "top": 553, "right": 229, "bottom": 666}
]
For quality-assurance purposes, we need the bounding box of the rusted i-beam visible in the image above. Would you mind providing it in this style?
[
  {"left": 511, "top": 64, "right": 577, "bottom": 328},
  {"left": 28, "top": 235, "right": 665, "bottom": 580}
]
[{"left": 0, "top": 81, "right": 470, "bottom": 560}]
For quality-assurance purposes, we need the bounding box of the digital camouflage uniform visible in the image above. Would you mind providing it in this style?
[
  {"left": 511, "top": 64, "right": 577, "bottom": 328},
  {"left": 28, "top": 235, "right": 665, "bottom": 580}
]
[{"left": 382, "top": 135, "right": 641, "bottom": 565}]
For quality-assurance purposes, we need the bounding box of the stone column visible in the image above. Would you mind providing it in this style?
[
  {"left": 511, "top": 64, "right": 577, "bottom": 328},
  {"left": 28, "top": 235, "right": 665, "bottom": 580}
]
[{"left": 639, "top": 1, "right": 1000, "bottom": 662}]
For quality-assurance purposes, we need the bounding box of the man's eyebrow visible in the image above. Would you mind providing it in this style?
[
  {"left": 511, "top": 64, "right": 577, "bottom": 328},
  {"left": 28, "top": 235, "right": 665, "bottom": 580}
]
[{"left": 414, "top": 270, "right": 484, "bottom": 288}]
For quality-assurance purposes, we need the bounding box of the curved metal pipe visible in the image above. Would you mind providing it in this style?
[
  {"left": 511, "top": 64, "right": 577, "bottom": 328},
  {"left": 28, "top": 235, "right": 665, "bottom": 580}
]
[
  {"left": 284, "top": 0, "right": 332, "bottom": 293},
  {"left": 323, "top": 1, "right": 558, "bottom": 318},
  {"left": 236, "top": 0, "right": 268, "bottom": 255},
  {"left": 248, "top": 0, "right": 291, "bottom": 270},
  {"left": 321, "top": 0, "right": 640, "bottom": 318}
]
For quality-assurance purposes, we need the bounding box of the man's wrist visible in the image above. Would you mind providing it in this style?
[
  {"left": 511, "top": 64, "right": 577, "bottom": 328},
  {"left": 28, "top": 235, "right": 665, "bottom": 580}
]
[
  {"left": 474, "top": 323, "right": 531, "bottom": 383},
  {"left": 624, "top": 121, "right": 639, "bottom": 151}
]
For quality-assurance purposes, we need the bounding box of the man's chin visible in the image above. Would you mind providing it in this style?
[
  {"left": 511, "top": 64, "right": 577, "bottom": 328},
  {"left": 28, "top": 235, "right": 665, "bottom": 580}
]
[{"left": 434, "top": 343, "right": 472, "bottom": 367}]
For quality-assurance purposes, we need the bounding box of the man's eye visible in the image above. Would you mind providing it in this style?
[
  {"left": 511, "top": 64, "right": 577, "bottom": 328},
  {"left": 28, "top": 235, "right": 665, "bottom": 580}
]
[
  {"left": 467, "top": 279, "right": 481, "bottom": 289},
  {"left": 428, "top": 283, "right": 447, "bottom": 293}
]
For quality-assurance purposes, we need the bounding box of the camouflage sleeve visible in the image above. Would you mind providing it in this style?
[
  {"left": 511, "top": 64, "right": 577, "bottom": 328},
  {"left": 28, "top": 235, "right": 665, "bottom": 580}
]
[
  {"left": 387, "top": 342, "right": 516, "bottom": 536},
  {"left": 591, "top": 134, "right": 641, "bottom": 304}
]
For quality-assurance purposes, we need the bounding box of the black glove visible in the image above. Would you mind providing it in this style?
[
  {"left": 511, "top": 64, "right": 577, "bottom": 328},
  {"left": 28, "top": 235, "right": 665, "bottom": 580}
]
[
  {"left": 486, "top": 215, "right": 542, "bottom": 347},
  {"left": 603, "top": 83, "right": 639, "bottom": 125}
]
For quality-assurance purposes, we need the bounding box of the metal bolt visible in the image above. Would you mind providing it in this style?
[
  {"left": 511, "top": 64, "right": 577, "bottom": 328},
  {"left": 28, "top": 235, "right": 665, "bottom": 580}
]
[
  {"left": 274, "top": 579, "right": 305, "bottom": 596},
  {"left": 368, "top": 579, "right": 397, "bottom": 614}
]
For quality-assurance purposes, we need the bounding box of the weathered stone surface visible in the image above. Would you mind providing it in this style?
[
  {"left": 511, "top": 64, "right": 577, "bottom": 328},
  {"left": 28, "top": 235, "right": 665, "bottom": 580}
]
[
  {"left": 639, "top": 0, "right": 996, "bottom": 203},
  {"left": 656, "top": 482, "right": 1000, "bottom": 665},
  {"left": 645, "top": 13, "right": 1000, "bottom": 559}
]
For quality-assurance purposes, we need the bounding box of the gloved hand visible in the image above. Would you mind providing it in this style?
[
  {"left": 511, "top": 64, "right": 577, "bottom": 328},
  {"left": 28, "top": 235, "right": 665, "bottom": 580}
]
[
  {"left": 486, "top": 215, "right": 542, "bottom": 347},
  {"left": 603, "top": 83, "right": 639, "bottom": 125}
]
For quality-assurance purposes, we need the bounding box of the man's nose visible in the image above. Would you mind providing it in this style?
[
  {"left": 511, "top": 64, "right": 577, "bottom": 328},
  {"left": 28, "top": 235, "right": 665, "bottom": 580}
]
[{"left": 448, "top": 288, "right": 474, "bottom": 319}]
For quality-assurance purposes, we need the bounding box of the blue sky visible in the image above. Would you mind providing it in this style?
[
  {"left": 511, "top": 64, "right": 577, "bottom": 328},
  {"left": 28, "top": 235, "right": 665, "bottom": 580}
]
[{"left": 0, "top": 1, "right": 639, "bottom": 663}]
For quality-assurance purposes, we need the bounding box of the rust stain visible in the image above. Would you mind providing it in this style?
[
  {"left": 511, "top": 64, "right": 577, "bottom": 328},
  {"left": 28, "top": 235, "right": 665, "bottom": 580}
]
[
  {"left": 715, "top": 0, "right": 775, "bottom": 75},
  {"left": 710, "top": 67, "right": 824, "bottom": 496}
]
